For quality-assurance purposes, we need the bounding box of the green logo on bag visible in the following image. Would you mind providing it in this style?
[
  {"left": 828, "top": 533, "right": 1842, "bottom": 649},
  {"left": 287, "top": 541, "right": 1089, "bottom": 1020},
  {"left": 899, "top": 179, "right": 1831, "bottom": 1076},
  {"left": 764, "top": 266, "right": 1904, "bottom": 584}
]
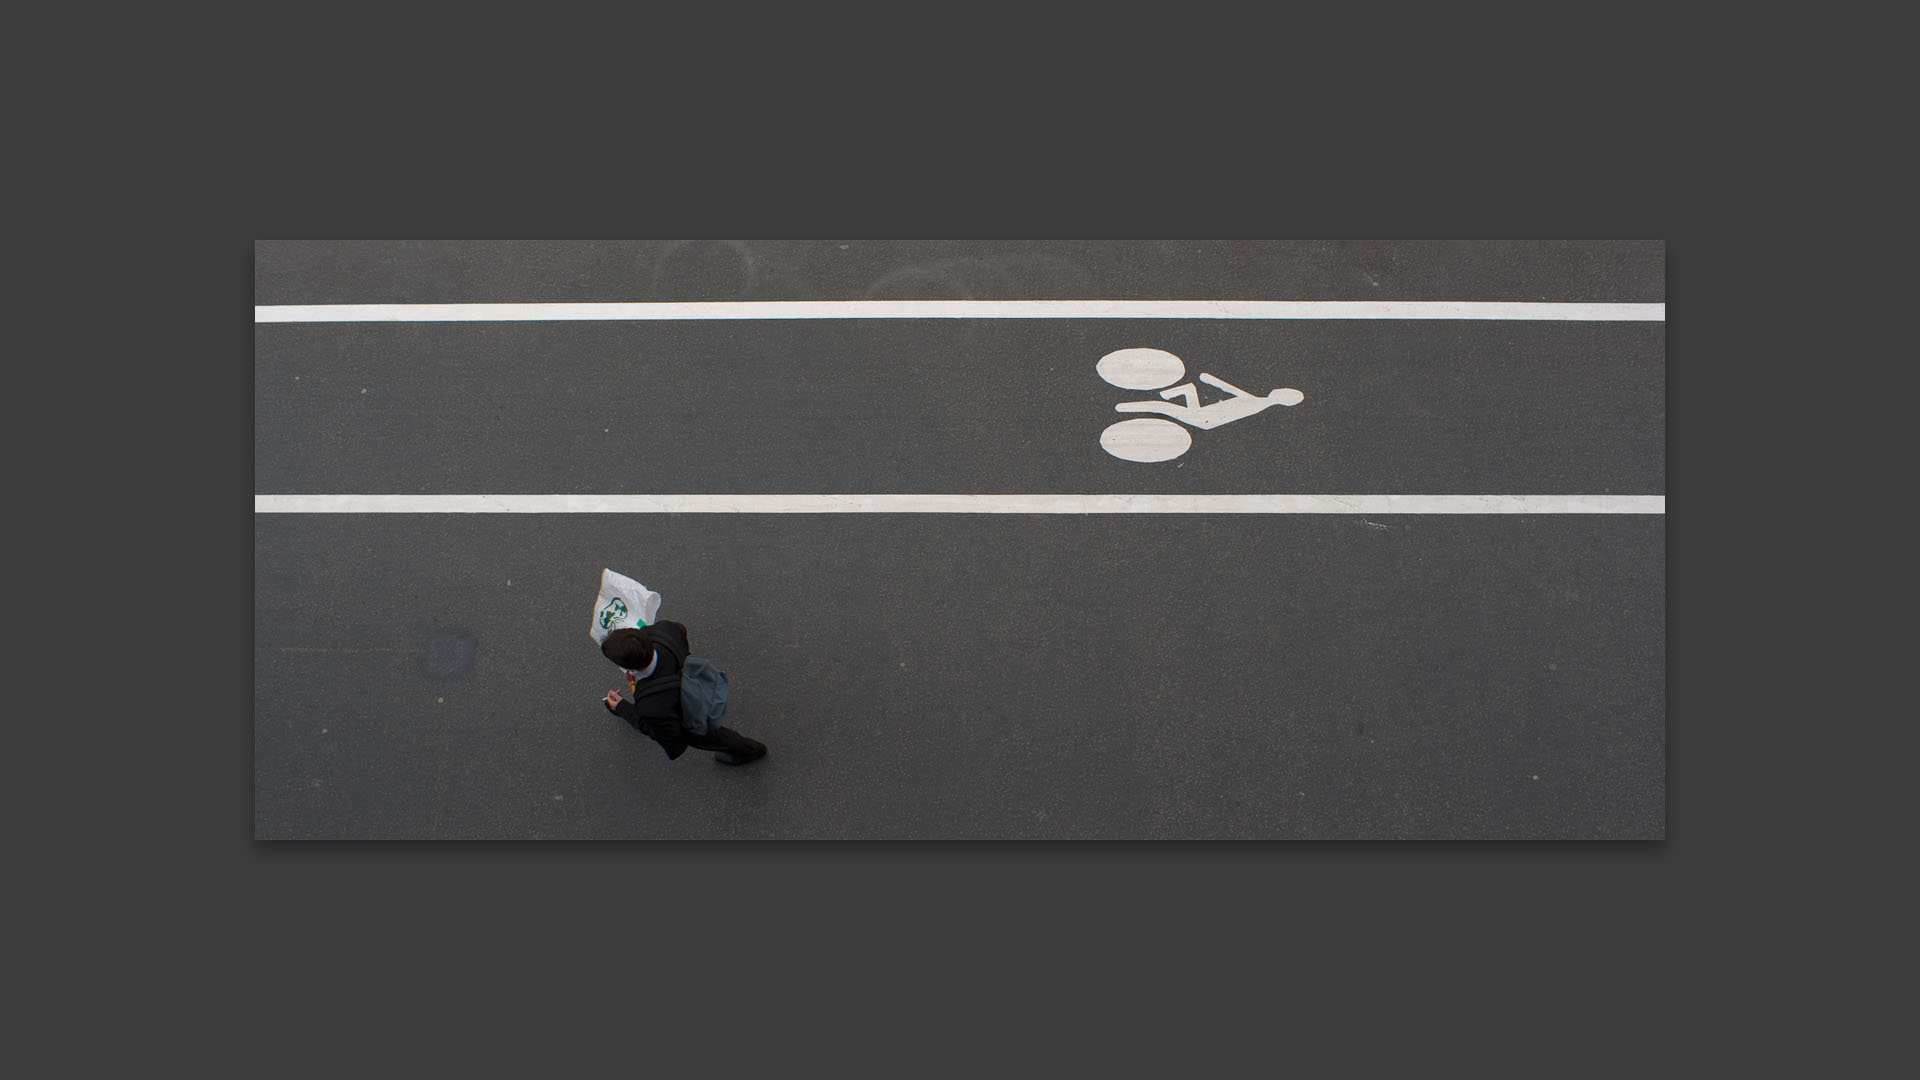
[{"left": 599, "top": 596, "right": 628, "bottom": 630}]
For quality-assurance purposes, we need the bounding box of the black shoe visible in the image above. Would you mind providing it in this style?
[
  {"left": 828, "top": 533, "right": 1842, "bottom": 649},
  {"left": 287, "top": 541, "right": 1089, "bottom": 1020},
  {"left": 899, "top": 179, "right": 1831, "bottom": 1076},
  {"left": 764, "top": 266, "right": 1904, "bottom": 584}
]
[{"left": 716, "top": 741, "right": 767, "bottom": 765}]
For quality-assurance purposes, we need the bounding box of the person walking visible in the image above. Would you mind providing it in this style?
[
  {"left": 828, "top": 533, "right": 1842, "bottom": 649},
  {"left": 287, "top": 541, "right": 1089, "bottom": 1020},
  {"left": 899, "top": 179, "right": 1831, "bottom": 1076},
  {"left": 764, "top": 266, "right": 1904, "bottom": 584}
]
[{"left": 600, "top": 622, "right": 768, "bottom": 765}]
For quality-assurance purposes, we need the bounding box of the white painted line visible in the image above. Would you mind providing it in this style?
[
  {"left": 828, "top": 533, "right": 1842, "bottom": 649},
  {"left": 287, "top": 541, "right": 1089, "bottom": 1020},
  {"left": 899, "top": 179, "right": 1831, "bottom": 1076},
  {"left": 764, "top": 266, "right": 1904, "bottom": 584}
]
[
  {"left": 254, "top": 494, "right": 1664, "bottom": 514},
  {"left": 255, "top": 300, "right": 1665, "bottom": 323}
]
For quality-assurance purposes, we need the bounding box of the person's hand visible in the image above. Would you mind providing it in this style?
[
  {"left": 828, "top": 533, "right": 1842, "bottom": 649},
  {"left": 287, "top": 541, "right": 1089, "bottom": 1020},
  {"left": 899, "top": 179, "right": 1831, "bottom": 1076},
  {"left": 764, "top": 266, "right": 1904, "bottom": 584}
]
[{"left": 604, "top": 690, "right": 623, "bottom": 710}]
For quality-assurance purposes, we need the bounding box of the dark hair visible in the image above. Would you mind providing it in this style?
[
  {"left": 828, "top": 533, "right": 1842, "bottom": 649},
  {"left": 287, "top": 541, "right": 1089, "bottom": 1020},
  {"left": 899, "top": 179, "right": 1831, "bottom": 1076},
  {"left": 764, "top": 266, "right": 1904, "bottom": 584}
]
[{"left": 602, "top": 626, "right": 654, "bottom": 669}]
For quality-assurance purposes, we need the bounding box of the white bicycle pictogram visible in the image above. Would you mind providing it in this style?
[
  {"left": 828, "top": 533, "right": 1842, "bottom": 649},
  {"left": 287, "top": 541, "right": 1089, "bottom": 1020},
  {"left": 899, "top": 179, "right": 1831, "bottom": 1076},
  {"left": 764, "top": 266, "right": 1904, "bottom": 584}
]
[{"left": 1097, "top": 348, "right": 1303, "bottom": 462}]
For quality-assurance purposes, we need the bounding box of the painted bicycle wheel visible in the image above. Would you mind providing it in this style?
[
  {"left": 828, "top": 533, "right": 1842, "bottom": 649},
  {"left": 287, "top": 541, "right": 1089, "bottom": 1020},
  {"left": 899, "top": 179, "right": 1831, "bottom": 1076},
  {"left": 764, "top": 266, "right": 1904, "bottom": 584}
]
[
  {"left": 1096, "top": 348, "right": 1185, "bottom": 391},
  {"left": 1100, "top": 417, "right": 1192, "bottom": 462}
]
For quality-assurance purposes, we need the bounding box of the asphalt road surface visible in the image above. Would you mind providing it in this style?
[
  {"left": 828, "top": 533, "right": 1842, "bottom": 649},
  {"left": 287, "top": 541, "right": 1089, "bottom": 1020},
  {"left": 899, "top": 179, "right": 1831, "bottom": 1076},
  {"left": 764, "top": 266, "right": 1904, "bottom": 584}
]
[{"left": 253, "top": 240, "right": 1664, "bottom": 839}]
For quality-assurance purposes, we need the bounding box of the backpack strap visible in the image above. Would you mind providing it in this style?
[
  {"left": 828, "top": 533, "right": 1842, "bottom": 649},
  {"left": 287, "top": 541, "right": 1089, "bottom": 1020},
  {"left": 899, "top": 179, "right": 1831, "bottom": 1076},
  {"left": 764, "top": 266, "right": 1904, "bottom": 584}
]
[{"left": 629, "top": 671, "right": 683, "bottom": 712}]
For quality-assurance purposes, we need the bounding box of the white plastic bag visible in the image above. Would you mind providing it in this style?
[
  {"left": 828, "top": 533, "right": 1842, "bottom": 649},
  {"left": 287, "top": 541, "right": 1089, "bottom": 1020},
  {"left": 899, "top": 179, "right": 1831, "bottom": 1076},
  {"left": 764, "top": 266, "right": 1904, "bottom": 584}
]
[{"left": 590, "top": 568, "right": 661, "bottom": 644}]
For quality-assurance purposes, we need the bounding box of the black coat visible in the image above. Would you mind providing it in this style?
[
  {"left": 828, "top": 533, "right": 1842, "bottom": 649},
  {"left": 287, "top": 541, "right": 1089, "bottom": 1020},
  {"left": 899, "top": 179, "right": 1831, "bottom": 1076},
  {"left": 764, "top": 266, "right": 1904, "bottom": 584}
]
[{"left": 605, "top": 620, "right": 693, "bottom": 759}]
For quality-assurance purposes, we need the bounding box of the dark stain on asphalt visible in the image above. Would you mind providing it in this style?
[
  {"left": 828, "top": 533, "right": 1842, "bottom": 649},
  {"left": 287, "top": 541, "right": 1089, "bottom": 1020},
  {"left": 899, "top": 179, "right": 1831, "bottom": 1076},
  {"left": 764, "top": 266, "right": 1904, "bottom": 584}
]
[{"left": 422, "top": 631, "right": 476, "bottom": 678}]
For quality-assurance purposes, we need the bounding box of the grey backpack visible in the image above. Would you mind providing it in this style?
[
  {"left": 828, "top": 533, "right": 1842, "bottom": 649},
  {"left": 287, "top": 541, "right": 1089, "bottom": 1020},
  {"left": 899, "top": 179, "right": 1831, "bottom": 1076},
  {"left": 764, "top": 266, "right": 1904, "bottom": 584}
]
[{"left": 678, "top": 656, "right": 731, "bottom": 735}]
